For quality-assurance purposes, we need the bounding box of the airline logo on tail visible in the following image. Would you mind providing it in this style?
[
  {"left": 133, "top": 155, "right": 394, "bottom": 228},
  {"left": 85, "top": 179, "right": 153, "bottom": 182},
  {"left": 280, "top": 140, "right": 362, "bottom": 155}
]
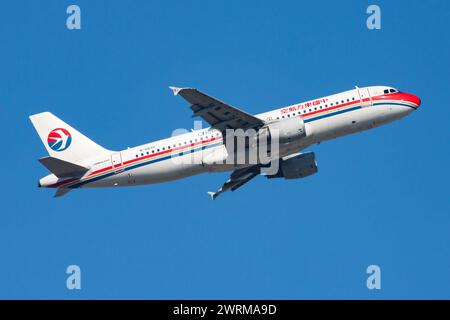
[{"left": 47, "top": 128, "right": 72, "bottom": 152}]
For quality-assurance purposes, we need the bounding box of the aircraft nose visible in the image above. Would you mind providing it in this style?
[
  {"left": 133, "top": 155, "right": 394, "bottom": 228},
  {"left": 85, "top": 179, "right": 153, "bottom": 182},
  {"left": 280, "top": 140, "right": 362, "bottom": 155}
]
[{"left": 403, "top": 92, "right": 421, "bottom": 108}]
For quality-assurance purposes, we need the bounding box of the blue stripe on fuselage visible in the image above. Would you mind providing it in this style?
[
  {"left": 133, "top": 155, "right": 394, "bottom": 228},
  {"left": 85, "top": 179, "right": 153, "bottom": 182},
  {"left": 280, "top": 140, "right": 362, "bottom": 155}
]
[
  {"left": 69, "top": 142, "right": 222, "bottom": 188},
  {"left": 373, "top": 102, "right": 417, "bottom": 110}
]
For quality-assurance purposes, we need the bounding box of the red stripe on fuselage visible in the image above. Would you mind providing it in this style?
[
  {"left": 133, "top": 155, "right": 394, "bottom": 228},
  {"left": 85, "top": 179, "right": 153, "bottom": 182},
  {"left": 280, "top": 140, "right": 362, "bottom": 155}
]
[
  {"left": 48, "top": 136, "right": 223, "bottom": 188},
  {"left": 301, "top": 92, "right": 415, "bottom": 119},
  {"left": 302, "top": 98, "right": 369, "bottom": 118},
  {"left": 371, "top": 92, "right": 419, "bottom": 105}
]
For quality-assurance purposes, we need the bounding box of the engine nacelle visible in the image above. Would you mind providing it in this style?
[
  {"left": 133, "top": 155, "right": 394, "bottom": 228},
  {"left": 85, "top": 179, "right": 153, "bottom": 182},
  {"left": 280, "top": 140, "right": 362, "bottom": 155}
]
[
  {"left": 267, "top": 152, "right": 318, "bottom": 179},
  {"left": 265, "top": 117, "right": 306, "bottom": 145}
]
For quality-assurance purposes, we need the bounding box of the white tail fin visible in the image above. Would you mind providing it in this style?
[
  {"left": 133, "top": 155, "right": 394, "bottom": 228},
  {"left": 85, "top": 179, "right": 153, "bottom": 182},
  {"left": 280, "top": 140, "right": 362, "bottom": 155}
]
[{"left": 29, "top": 112, "right": 111, "bottom": 164}]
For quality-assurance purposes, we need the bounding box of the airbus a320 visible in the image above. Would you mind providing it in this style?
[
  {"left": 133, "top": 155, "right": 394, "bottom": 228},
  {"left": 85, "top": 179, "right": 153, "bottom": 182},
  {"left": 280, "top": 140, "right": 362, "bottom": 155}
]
[{"left": 29, "top": 86, "right": 420, "bottom": 199}]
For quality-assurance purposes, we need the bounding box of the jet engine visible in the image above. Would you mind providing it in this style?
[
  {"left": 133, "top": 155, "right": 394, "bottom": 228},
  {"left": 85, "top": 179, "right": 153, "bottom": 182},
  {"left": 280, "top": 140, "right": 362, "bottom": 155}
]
[
  {"left": 264, "top": 117, "right": 306, "bottom": 145},
  {"left": 266, "top": 152, "right": 318, "bottom": 179}
]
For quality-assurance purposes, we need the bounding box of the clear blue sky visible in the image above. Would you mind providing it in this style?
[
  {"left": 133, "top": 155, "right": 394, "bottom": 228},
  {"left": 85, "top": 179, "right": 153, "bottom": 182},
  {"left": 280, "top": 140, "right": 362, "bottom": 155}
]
[{"left": 0, "top": 0, "right": 449, "bottom": 299}]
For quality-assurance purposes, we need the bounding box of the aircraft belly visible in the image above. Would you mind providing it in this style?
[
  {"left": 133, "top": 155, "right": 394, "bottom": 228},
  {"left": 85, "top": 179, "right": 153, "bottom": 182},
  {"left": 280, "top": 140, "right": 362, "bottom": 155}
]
[{"left": 129, "top": 159, "right": 204, "bottom": 185}]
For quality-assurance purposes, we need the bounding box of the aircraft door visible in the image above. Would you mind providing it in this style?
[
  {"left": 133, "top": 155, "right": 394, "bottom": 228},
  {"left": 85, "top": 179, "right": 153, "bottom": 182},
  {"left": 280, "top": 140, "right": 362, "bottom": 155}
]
[
  {"left": 357, "top": 87, "right": 372, "bottom": 107},
  {"left": 111, "top": 152, "right": 124, "bottom": 173}
]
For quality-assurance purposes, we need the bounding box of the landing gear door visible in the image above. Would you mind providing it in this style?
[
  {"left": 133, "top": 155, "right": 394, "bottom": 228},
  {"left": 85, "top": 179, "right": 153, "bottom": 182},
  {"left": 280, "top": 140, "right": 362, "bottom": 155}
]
[
  {"left": 358, "top": 87, "right": 372, "bottom": 108},
  {"left": 111, "top": 153, "right": 123, "bottom": 173}
]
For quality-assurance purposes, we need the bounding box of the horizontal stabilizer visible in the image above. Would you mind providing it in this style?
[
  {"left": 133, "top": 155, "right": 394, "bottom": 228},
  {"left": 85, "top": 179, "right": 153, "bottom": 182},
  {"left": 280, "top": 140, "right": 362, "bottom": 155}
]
[
  {"left": 39, "top": 156, "right": 89, "bottom": 178},
  {"left": 55, "top": 188, "right": 72, "bottom": 198}
]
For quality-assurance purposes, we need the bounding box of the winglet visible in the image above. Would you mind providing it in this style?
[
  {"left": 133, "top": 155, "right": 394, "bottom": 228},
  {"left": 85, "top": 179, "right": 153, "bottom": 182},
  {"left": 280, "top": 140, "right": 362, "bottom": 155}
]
[
  {"left": 207, "top": 191, "right": 218, "bottom": 201},
  {"left": 169, "top": 86, "right": 183, "bottom": 96}
]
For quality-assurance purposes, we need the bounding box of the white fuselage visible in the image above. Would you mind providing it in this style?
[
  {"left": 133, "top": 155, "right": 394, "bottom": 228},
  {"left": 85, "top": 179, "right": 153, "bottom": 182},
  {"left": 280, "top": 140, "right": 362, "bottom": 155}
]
[{"left": 41, "top": 86, "right": 420, "bottom": 190}]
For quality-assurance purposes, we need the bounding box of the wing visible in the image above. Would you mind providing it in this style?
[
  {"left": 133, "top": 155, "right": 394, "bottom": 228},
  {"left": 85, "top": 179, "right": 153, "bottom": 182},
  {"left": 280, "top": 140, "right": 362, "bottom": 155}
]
[
  {"left": 207, "top": 165, "right": 261, "bottom": 200},
  {"left": 170, "top": 86, "right": 265, "bottom": 131}
]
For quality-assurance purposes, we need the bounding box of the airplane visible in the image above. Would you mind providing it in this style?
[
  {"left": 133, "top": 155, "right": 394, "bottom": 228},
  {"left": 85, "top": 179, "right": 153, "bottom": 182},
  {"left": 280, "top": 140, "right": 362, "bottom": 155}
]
[{"left": 29, "top": 85, "right": 421, "bottom": 199}]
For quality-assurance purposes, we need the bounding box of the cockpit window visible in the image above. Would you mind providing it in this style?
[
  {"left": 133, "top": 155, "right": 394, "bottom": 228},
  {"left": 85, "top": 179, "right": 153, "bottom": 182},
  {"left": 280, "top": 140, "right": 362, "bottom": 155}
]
[{"left": 384, "top": 88, "right": 398, "bottom": 94}]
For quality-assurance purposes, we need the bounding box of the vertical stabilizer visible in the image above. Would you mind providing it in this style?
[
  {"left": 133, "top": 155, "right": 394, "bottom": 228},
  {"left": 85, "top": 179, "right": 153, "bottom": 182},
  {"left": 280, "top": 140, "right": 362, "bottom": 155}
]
[{"left": 29, "top": 112, "right": 111, "bottom": 164}]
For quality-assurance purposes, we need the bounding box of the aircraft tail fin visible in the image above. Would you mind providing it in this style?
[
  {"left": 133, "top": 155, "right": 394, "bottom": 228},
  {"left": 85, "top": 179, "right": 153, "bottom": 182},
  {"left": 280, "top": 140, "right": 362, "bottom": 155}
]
[{"left": 29, "top": 112, "right": 111, "bottom": 164}]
